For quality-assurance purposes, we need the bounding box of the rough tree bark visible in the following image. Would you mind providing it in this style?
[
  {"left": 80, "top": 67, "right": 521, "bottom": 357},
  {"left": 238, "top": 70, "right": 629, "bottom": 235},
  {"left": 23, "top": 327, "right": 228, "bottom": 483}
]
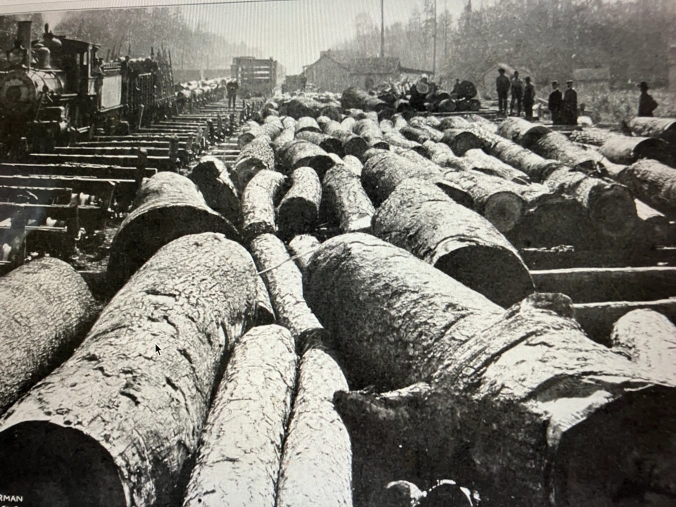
[
  {"left": 234, "top": 136, "right": 276, "bottom": 192},
  {"left": 439, "top": 116, "right": 471, "bottom": 130},
  {"left": 254, "top": 275, "right": 276, "bottom": 325},
  {"left": 250, "top": 234, "right": 327, "bottom": 350},
  {"left": 276, "top": 167, "right": 322, "bottom": 240},
  {"left": 189, "top": 156, "right": 240, "bottom": 226},
  {"left": 341, "top": 87, "right": 388, "bottom": 112},
  {"left": 532, "top": 132, "right": 605, "bottom": 173},
  {"left": 272, "top": 127, "right": 295, "bottom": 152},
  {"left": 0, "top": 233, "right": 258, "bottom": 507},
  {"left": 0, "top": 258, "right": 98, "bottom": 415},
  {"left": 304, "top": 233, "right": 504, "bottom": 390},
  {"left": 342, "top": 154, "right": 363, "bottom": 178},
  {"left": 294, "top": 116, "right": 322, "bottom": 134},
  {"left": 627, "top": 117, "right": 676, "bottom": 143},
  {"left": 182, "top": 325, "right": 296, "bottom": 507},
  {"left": 333, "top": 293, "right": 676, "bottom": 507},
  {"left": 373, "top": 179, "right": 534, "bottom": 308},
  {"left": 610, "top": 309, "right": 676, "bottom": 384},
  {"left": 277, "top": 140, "right": 335, "bottom": 179},
  {"left": 323, "top": 120, "right": 369, "bottom": 158},
  {"left": 599, "top": 134, "right": 671, "bottom": 166},
  {"left": 107, "top": 172, "right": 238, "bottom": 291},
  {"left": 482, "top": 137, "right": 561, "bottom": 183},
  {"left": 497, "top": 117, "right": 551, "bottom": 150},
  {"left": 610, "top": 159, "right": 676, "bottom": 215},
  {"left": 288, "top": 234, "right": 321, "bottom": 277},
  {"left": 354, "top": 119, "right": 389, "bottom": 149},
  {"left": 295, "top": 131, "right": 344, "bottom": 156},
  {"left": 241, "top": 170, "right": 287, "bottom": 242},
  {"left": 422, "top": 141, "right": 473, "bottom": 172},
  {"left": 462, "top": 148, "right": 531, "bottom": 183},
  {"left": 440, "top": 129, "right": 485, "bottom": 156},
  {"left": 322, "top": 164, "right": 375, "bottom": 233},
  {"left": 275, "top": 348, "right": 352, "bottom": 507},
  {"left": 383, "top": 130, "right": 427, "bottom": 155}
]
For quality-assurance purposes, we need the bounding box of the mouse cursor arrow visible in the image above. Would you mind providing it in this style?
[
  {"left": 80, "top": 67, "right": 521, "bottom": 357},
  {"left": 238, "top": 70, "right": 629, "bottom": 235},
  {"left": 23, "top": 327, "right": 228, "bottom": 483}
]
[{"left": 155, "top": 344, "right": 161, "bottom": 356}]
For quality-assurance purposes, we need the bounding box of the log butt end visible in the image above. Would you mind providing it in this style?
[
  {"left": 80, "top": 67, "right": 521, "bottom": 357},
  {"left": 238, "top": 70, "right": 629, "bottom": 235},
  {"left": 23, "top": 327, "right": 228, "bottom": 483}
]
[
  {"left": 552, "top": 385, "right": 676, "bottom": 507},
  {"left": 481, "top": 191, "right": 524, "bottom": 233},
  {"left": 0, "top": 421, "right": 126, "bottom": 507}
]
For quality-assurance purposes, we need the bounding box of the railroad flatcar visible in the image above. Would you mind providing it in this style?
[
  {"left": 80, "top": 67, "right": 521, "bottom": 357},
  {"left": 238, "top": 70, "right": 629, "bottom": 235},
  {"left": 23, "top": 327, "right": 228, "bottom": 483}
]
[
  {"left": 0, "top": 20, "right": 174, "bottom": 156},
  {"left": 230, "top": 56, "right": 282, "bottom": 98}
]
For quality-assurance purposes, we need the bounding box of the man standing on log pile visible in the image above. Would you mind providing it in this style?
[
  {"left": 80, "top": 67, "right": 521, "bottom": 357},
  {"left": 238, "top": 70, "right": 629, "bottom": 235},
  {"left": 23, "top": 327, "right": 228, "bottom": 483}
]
[
  {"left": 523, "top": 76, "right": 535, "bottom": 119},
  {"left": 548, "top": 80, "right": 563, "bottom": 124},
  {"left": 496, "top": 68, "right": 510, "bottom": 116},
  {"left": 226, "top": 78, "right": 239, "bottom": 109},
  {"left": 638, "top": 81, "right": 658, "bottom": 117},
  {"left": 510, "top": 70, "right": 524, "bottom": 116},
  {"left": 562, "top": 79, "right": 578, "bottom": 125}
]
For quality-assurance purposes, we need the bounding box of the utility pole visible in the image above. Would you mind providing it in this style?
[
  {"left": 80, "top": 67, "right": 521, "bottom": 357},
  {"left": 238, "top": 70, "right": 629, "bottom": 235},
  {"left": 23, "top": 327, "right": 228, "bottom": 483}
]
[
  {"left": 380, "top": 0, "right": 385, "bottom": 58},
  {"left": 432, "top": 0, "right": 437, "bottom": 76}
]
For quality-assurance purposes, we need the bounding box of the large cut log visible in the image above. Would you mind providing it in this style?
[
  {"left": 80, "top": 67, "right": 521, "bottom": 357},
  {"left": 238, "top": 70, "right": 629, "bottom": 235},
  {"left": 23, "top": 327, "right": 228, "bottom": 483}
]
[
  {"left": 285, "top": 97, "right": 327, "bottom": 119},
  {"left": 288, "top": 234, "right": 321, "bottom": 276},
  {"left": 544, "top": 166, "right": 637, "bottom": 240},
  {"left": 362, "top": 151, "right": 442, "bottom": 206},
  {"left": 322, "top": 164, "right": 375, "bottom": 233},
  {"left": 462, "top": 148, "right": 530, "bottom": 183},
  {"left": 294, "top": 116, "right": 322, "bottom": 134},
  {"left": 272, "top": 127, "right": 295, "bottom": 151},
  {"left": 323, "top": 120, "right": 369, "bottom": 158},
  {"left": 107, "top": 172, "right": 237, "bottom": 290},
  {"left": 354, "top": 119, "right": 389, "bottom": 149},
  {"left": 569, "top": 127, "right": 614, "bottom": 146},
  {"left": 438, "top": 116, "right": 471, "bottom": 130},
  {"left": 304, "top": 233, "right": 504, "bottom": 390},
  {"left": 295, "top": 130, "right": 344, "bottom": 156},
  {"left": 440, "top": 129, "right": 484, "bottom": 156},
  {"left": 497, "top": 117, "right": 550, "bottom": 149},
  {"left": 423, "top": 141, "right": 473, "bottom": 171},
  {"left": 334, "top": 293, "right": 676, "bottom": 507},
  {"left": 237, "top": 121, "right": 263, "bottom": 149},
  {"left": 276, "top": 167, "right": 321, "bottom": 240},
  {"left": 408, "top": 118, "right": 445, "bottom": 142},
  {"left": 400, "top": 124, "right": 432, "bottom": 145},
  {"left": 342, "top": 154, "right": 363, "bottom": 177},
  {"left": 0, "top": 233, "right": 258, "bottom": 507},
  {"left": 627, "top": 117, "right": 676, "bottom": 143},
  {"left": 611, "top": 158, "right": 676, "bottom": 215},
  {"left": 441, "top": 170, "right": 525, "bottom": 233},
  {"left": 599, "top": 134, "right": 672, "bottom": 165},
  {"left": 188, "top": 156, "right": 240, "bottom": 226},
  {"left": 277, "top": 139, "right": 335, "bottom": 179},
  {"left": 250, "top": 234, "right": 326, "bottom": 349},
  {"left": 611, "top": 309, "right": 676, "bottom": 383},
  {"left": 532, "top": 132, "right": 605, "bottom": 173},
  {"left": 182, "top": 325, "right": 296, "bottom": 507},
  {"left": 254, "top": 275, "right": 275, "bottom": 325},
  {"left": 373, "top": 179, "right": 534, "bottom": 308},
  {"left": 482, "top": 136, "right": 561, "bottom": 183},
  {"left": 383, "top": 130, "right": 427, "bottom": 155},
  {"left": 233, "top": 136, "right": 275, "bottom": 192},
  {"left": 275, "top": 348, "right": 352, "bottom": 507},
  {"left": 0, "top": 258, "right": 97, "bottom": 415},
  {"left": 341, "top": 87, "right": 388, "bottom": 112},
  {"left": 241, "top": 170, "right": 287, "bottom": 242}
]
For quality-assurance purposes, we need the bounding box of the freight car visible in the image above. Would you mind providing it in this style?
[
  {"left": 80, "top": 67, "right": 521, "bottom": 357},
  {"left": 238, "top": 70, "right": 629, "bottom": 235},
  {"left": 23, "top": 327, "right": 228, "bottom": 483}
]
[
  {"left": 230, "top": 56, "right": 282, "bottom": 98},
  {"left": 0, "top": 20, "right": 174, "bottom": 157}
]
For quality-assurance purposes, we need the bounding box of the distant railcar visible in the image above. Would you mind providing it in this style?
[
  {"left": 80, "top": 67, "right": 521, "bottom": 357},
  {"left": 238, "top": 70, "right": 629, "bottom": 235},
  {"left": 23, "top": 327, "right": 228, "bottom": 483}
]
[{"left": 230, "top": 56, "right": 281, "bottom": 98}]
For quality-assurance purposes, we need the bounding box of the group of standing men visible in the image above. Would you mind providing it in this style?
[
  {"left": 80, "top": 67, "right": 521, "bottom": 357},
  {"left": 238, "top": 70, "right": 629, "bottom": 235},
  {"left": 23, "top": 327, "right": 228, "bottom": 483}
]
[
  {"left": 496, "top": 68, "right": 536, "bottom": 119},
  {"left": 496, "top": 68, "right": 577, "bottom": 125}
]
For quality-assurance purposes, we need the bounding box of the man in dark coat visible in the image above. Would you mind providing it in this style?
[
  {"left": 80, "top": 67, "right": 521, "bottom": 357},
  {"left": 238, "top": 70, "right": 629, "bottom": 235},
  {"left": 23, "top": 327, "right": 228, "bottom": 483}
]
[
  {"left": 523, "top": 76, "right": 535, "bottom": 119},
  {"left": 226, "top": 79, "right": 239, "bottom": 108},
  {"left": 548, "top": 81, "right": 563, "bottom": 124},
  {"left": 562, "top": 80, "right": 578, "bottom": 125},
  {"left": 496, "top": 68, "right": 510, "bottom": 116},
  {"left": 510, "top": 70, "right": 524, "bottom": 116},
  {"left": 638, "top": 81, "right": 658, "bottom": 117}
]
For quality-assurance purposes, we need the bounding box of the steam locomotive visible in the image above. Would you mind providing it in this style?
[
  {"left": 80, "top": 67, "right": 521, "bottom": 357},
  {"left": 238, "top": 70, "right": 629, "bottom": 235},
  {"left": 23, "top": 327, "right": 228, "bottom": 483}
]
[{"left": 0, "top": 20, "right": 175, "bottom": 156}]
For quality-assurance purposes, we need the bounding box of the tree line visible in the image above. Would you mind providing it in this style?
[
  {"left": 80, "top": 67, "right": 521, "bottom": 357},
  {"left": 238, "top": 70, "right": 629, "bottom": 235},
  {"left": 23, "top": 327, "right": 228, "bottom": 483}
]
[{"left": 337, "top": 0, "right": 676, "bottom": 90}]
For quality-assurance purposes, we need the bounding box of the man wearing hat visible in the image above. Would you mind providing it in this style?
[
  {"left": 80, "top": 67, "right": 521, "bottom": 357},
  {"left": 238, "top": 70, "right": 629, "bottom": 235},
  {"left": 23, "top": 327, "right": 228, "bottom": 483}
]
[
  {"left": 496, "top": 68, "right": 510, "bottom": 116},
  {"left": 562, "top": 80, "right": 578, "bottom": 125},
  {"left": 638, "top": 81, "right": 658, "bottom": 117},
  {"left": 510, "top": 70, "right": 524, "bottom": 116},
  {"left": 548, "top": 81, "right": 563, "bottom": 125}
]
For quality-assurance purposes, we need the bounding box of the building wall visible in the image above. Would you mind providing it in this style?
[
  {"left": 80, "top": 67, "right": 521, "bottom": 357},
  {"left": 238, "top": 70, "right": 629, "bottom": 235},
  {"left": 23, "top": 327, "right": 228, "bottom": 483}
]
[{"left": 305, "top": 57, "right": 352, "bottom": 93}]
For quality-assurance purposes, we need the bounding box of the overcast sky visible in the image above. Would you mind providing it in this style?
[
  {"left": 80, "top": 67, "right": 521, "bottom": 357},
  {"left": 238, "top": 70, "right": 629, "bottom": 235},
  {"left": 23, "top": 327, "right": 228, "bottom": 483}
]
[{"left": 14, "top": 0, "right": 468, "bottom": 74}]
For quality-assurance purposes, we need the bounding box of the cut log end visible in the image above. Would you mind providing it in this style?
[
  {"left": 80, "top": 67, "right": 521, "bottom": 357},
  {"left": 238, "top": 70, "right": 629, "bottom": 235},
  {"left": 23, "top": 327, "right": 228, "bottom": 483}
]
[
  {"left": 553, "top": 385, "right": 676, "bottom": 507},
  {"left": 0, "top": 421, "right": 126, "bottom": 507},
  {"left": 482, "top": 191, "right": 524, "bottom": 233},
  {"left": 435, "top": 246, "right": 534, "bottom": 308},
  {"left": 589, "top": 185, "right": 637, "bottom": 239}
]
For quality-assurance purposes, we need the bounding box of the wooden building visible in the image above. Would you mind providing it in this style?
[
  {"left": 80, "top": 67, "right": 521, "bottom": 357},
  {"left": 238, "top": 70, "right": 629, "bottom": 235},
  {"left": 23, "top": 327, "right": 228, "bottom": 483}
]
[{"left": 303, "top": 50, "right": 429, "bottom": 93}]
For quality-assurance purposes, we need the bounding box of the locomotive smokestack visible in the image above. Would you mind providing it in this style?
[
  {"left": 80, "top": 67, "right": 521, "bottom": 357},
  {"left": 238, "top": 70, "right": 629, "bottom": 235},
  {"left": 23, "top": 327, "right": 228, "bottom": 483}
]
[{"left": 17, "top": 21, "right": 32, "bottom": 71}]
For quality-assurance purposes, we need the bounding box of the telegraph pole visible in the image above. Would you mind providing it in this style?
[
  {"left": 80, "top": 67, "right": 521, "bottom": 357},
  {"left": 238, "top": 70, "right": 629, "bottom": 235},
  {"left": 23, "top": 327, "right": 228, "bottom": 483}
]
[{"left": 380, "top": 0, "right": 385, "bottom": 58}]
